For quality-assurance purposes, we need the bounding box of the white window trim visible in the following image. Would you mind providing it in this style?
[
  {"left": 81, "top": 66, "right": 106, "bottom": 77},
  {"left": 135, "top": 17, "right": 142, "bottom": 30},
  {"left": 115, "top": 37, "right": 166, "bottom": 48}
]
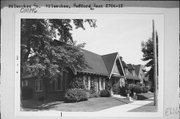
[
  {"left": 55, "top": 73, "right": 63, "bottom": 91},
  {"left": 35, "top": 79, "right": 43, "bottom": 92},
  {"left": 22, "top": 80, "right": 28, "bottom": 87}
]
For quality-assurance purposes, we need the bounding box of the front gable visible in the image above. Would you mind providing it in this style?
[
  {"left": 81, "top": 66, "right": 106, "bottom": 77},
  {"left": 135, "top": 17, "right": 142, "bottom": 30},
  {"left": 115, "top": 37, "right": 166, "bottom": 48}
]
[{"left": 102, "top": 53, "right": 125, "bottom": 78}]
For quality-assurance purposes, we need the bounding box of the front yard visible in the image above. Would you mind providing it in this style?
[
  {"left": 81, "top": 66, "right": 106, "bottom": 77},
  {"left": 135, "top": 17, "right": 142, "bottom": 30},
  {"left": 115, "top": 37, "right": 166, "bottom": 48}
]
[
  {"left": 129, "top": 92, "right": 157, "bottom": 112},
  {"left": 22, "top": 97, "right": 130, "bottom": 112},
  {"left": 128, "top": 102, "right": 157, "bottom": 112}
]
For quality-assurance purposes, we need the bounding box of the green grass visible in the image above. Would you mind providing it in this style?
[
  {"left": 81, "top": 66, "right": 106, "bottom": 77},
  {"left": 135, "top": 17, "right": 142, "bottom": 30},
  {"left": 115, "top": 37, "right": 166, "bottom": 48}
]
[
  {"left": 128, "top": 102, "right": 157, "bottom": 112},
  {"left": 22, "top": 97, "right": 130, "bottom": 112},
  {"left": 135, "top": 92, "right": 154, "bottom": 100}
]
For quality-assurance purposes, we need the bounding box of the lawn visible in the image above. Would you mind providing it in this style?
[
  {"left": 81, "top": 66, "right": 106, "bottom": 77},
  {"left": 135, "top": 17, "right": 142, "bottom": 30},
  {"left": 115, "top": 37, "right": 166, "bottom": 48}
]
[
  {"left": 135, "top": 92, "right": 154, "bottom": 100},
  {"left": 128, "top": 92, "right": 157, "bottom": 112},
  {"left": 22, "top": 97, "right": 130, "bottom": 112},
  {"left": 128, "top": 102, "right": 157, "bottom": 112}
]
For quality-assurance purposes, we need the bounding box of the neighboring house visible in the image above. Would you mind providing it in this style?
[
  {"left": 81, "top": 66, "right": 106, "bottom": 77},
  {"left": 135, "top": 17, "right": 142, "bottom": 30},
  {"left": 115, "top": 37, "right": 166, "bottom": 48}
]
[
  {"left": 21, "top": 50, "right": 126, "bottom": 100},
  {"left": 120, "top": 58, "right": 144, "bottom": 84},
  {"left": 133, "top": 64, "right": 147, "bottom": 83}
]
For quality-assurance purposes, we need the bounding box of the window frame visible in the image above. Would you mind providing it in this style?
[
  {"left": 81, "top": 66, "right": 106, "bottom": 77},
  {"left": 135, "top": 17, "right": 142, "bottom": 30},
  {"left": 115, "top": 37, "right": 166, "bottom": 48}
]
[
  {"left": 35, "top": 78, "right": 43, "bottom": 92},
  {"left": 22, "top": 80, "right": 28, "bottom": 87},
  {"left": 55, "top": 72, "right": 63, "bottom": 91}
]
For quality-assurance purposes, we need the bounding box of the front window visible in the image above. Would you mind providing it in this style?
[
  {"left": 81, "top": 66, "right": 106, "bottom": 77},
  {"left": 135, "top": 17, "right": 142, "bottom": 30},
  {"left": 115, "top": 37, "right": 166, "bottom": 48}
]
[
  {"left": 22, "top": 80, "right": 28, "bottom": 87},
  {"left": 35, "top": 79, "right": 43, "bottom": 92},
  {"left": 55, "top": 73, "right": 63, "bottom": 91}
]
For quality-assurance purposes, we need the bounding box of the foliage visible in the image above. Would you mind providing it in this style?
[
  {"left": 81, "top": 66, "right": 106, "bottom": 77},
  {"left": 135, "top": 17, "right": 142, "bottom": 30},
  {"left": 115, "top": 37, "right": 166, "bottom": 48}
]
[
  {"left": 100, "top": 89, "right": 111, "bottom": 97},
  {"left": 141, "top": 31, "right": 158, "bottom": 91},
  {"left": 21, "top": 19, "right": 96, "bottom": 95},
  {"left": 112, "top": 84, "right": 121, "bottom": 94},
  {"left": 69, "top": 77, "right": 85, "bottom": 89},
  {"left": 119, "top": 86, "right": 127, "bottom": 96},
  {"left": 86, "top": 89, "right": 99, "bottom": 98},
  {"left": 142, "top": 86, "right": 149, "bottom": 93},
  {"left": 126, "top": 83, "right": 150, "bottom": 94},
  {"left": 132, "top": 85, "right": 143, "bottom": 94},
  {"left": 64, "top": 88, "right": 89, "bottom": 102},
  {"left": 21, "top": 86, "right": 33, "bottom": 99}
]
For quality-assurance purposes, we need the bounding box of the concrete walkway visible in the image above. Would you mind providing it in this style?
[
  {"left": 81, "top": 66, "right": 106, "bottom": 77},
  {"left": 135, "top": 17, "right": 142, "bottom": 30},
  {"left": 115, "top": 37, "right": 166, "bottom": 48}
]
[{"left": 98, "top": 96, "right": 153, "bottom": 113}]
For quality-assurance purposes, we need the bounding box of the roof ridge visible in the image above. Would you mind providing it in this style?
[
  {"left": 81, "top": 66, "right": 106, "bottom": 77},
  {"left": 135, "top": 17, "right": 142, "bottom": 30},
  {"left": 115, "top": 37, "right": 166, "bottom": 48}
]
[{"left": 101, "top": 52, "right": 118, "bottom": 57}]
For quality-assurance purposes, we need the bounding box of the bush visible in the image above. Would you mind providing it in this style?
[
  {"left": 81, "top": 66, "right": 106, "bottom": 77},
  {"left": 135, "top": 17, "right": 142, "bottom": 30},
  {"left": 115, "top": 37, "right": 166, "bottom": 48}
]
[
  {"left": 132, "top": 85, "right": 143, "bottom": 94},
  {"left": 142, "top": 86, "right": 149, "bottom": 93},
  {"left": 112, "top": 84, "right": 120, "bottom": 94},
  {"left": 100, "top": 89, "right": 111, "bottom": 97},
  {"left": 64, "top": 88, "right": 88, "bottom": 102},
  {"left": 119, "top": 86, "right": 126, "bottom": 96},
  {"left": 69, "top": 78, "right": 85, "bottom": 89},
  {"left": 136, "top": 94, "right": 148, "bottom": 100},
  {"left": 86, "top": 90, "right": 99, "bottom": 98},
  {"left": 21, "top": 86, "right": 33, "bottom": 99}
]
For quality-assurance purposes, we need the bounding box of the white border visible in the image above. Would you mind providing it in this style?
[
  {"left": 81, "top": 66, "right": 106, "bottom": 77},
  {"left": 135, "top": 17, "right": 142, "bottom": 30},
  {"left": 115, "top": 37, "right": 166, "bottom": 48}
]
[{"left": 15, "top": 13, "right": 164, "bottom": 117}]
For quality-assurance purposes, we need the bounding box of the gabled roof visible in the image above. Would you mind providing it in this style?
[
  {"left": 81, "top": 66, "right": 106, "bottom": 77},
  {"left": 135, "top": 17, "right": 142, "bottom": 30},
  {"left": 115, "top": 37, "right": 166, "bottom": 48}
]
[
  {"left": 127, "top": 64, "right": 135, "bottom": 70},
  {"left": 77, "top": 51, "right": 125, "bottom": 78},
  {"left": 121, "top": 60, "right": 128, "bottom": 68},
  {"left": 77, "top": 49, "right": 109, "bottom": 76},
  {"left": 101, "top": 52, "right": 118, "bottom": 76},
  {"left": 133, "top": 64, "right": 141, "bottom": 76},
  {"left": 121, "top": 61, "right": 141, "bottom": 81}
]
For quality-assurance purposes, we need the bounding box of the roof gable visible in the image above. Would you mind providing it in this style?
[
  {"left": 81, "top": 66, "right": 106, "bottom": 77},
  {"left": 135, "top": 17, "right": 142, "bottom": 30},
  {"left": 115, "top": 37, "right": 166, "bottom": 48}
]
[
  {"left": 133, "top": 65, "right": 141, "bottom": 76},
  {"left": 77, "top": 49, "right": 109, "bottom": 76},
  {"left": 112, "top": 62, "right": 120, "bottom": 75},
  {"left": 101, "top": 52, "right": 118, "bottom": 75}
]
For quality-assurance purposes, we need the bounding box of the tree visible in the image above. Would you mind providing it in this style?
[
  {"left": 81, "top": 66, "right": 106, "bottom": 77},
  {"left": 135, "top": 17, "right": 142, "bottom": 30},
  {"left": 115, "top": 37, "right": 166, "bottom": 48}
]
[
  {"left": 141, "top": 32, "right": 158, "bottom": 91},
  {"left": 141, "top": 20, "right": 158, "bottom": 106},
  {"left": 21, "top": 19, "right": 96, "bottom": 97}
]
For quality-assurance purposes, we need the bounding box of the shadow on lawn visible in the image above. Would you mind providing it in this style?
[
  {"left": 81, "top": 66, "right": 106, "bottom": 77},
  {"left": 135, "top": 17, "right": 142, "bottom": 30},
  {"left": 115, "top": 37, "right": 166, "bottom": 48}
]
[
  {"left": 112, "top": 97, "right": 130, "bottom": 104},
  {"left": 21, "top": 100, "right": 64, "bottom": 110}
]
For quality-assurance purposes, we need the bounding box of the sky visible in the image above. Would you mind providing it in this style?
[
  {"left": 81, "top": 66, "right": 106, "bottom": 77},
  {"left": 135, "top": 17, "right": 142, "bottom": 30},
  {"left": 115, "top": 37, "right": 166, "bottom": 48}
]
[{"left": 71, "top": 15, "right": 163, "bottom": 65}]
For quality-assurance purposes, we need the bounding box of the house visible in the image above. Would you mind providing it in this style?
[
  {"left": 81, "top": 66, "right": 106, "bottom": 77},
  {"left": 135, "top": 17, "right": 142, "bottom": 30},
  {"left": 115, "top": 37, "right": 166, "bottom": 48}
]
[
  {"left": 21, "top": 50, "right": 126, "bottom": 100},
  {"left": 120, "top": 58, "right": 145, "bottom": 84},
  {"left": 133, "top": 64, "right": 147, "bottom": 83}
]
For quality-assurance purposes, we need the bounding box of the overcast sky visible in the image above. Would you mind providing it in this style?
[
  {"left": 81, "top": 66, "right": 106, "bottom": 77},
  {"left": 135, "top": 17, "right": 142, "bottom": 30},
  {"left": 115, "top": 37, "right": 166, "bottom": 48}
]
[{"left": 71, "top": 15, "right": 163, "bottom": 65}]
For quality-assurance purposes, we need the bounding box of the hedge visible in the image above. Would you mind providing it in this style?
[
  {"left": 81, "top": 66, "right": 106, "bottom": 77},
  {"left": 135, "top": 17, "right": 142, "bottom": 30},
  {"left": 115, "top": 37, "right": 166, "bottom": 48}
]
[
  {"left": 100, "top": 89, "right": 111, "bottom": 97},
  {"left": 64, "top": 88, "right": 89, "bottom": 102}
]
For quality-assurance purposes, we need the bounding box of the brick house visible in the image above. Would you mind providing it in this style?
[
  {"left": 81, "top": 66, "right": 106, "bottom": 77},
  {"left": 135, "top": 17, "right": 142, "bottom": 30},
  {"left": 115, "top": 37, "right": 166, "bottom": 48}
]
[{"left": 21, "top": 50, "right": 126, "bottom": 100}]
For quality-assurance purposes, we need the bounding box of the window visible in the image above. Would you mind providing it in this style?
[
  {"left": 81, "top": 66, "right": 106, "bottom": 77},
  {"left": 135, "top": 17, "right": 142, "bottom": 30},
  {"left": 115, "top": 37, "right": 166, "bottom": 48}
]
[
  {"left": 125, "top": 68, "right": 129, "bottom": 75},
  {"left": 22, "top": 80, "right": 28, "bottom": 87},
  {"left": 55, "top": 73, "right": 63, "bottom": 91},
  {"left": 35, "top": 79, "right": 43, "bottom": 92}
]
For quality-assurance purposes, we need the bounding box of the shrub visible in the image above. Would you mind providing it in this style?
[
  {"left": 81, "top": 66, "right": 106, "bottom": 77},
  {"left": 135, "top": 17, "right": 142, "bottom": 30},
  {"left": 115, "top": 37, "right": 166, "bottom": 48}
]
[
  {"left": 136, "top": 94, "right": 148, "bottom": 100},
  {"left": 86, "top": 90, "right": 99, "bottom": 98},
  {"left": 119, "top": 84, "right": 133, "bottom": 96},
  {"left": 21, "top": 86, "right": 33, "bottom": 99},
  {"left": 142, "top": 86, "right": 149, "bottom": 93},
  {"left": 125, "top": 89, "right": 131, "bottom": 95},
  {"left": 100, "top": 89, "right": 111, "bottom": 97},
  {"left": 112, "top": 84, "right": 121, "bottom": 94},
  {"left": 119, "top": 86, "right": 126, "bottom": 96},
  {"left": 69, "top": 78, "right": 85, "bottom": 89},
  {"left": 64, "top": 88, "right": 88, "bottom": 102},
  {"left": 132, "top": 85, "right": 143, "bottom": 94}
]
